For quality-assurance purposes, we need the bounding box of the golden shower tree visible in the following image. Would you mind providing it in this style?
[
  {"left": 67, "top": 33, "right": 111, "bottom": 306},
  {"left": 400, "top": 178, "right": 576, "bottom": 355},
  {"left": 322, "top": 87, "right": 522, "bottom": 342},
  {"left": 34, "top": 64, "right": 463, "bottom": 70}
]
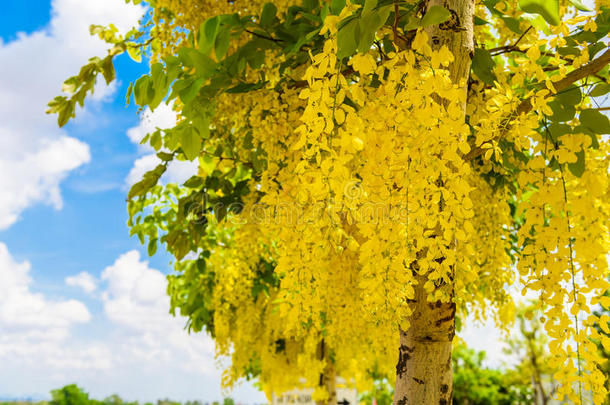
[{"left": 49, "top": 0, "right": 610, "bottom": 403}]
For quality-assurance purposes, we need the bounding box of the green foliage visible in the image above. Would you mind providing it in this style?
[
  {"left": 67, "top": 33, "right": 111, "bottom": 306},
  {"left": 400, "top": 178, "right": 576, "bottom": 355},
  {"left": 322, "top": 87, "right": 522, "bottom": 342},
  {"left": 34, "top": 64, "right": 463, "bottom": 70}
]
[
  {"left": 359, "top": 378, "right": 393, "bottom": 405},
  {"left": 452, "top": 344, "right": 533, "bottom": 405},
  {"left": 46, "top": 0, "right": 610, "bottom": 395},
  {"left": 14, "top": 385, "right": 238, "bottom": 405},
  {"left": 358, "top": 345, "right": 534, "bottom": 404},
  {"left": 46, "top": 25, "right": 145, "bottom": 127},
  {"left": 50, "top": 385, "right": 91, "bottom": 405},
  {"left": 593, "top": 286, "right": 610, "bottom": 405},
  {"left": 518, "top": 0, "right": 560, "bottom": 25},
  {"left": 471, "top": 48, "right": 497, "bottom": 85},
  {"left": 503, "top": 304, "right": 557, "bottom": 405}
]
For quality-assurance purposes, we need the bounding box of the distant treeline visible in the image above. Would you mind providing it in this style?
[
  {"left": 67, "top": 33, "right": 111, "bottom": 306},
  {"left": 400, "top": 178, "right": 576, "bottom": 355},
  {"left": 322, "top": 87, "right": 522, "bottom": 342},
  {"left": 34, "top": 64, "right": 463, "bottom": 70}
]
[{"left": 0, "top": 385, "right": 252, "bottom": 405}]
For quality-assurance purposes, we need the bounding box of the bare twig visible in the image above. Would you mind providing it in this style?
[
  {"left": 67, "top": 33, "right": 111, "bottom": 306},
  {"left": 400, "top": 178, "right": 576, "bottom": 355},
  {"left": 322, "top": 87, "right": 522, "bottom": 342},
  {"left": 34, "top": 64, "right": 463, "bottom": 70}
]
[{"left": 488, "top": 26, "right": 533, "bottom": 55}]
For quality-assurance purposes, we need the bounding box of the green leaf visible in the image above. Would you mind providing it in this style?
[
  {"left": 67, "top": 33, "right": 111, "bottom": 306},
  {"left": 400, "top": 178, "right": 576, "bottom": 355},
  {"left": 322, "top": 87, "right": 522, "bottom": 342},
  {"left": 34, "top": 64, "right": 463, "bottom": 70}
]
[
  {"left": 528, "top": 15, "right": 551, "bottom": 35},
  {"left": 128, "top": 164, "right": 166, "bottom": 199},
  {"left": 180, "top": 48, "right": 217, "bottom": 78},
  {"left": 588, "top": 42, "right": 607, "bottom": 58},
  {"left": 184, "top": 175, "right": 204, "bottom": 188},
  {"left": 568, "top": 0, "right": 591, "bottom": 11},
  {"left": 362, "top": 0, "right": 377, "bottom": 16},
  {"left": 474, "top": 16, "right": 489, "bottom": 25},
  {"left": 331, "top": 0, "right": 346, "bottom": 15},
  {"left": 358, "top": 12, "right": 381, "bottom": 52},
  {"left": 337, "top": 19, "right": 359, "bottom": 59},
  {"left": 518, "top": 0, "right": 560, "bottom": 26},
  {"left": 149, "top": 63, "right": 169, "bottom": 110},
  {"left": 148, "top": 238, "right": 158, "bottom": 256},
  {"left": 199, "top": 17, "right": 220, "bottom": 54},
  {"left": 201, "top": 154, "right": 217, "bottom": 174},
  {"left": 58, "top": 100, "right": 75, "bottom": 128},
  {"left": 134, "top": 75, "right": 152, "bottom": 106},
  {"left": 62, "top": 77, "right": 79, "bottom": 94},
  {"left": 226, "top": 81, "right": 266, "bottom": 93},
  {"left": 157, "top": 151, "right": 174, "bottom": 161},
  {"left": 590, "top": 83, "right": 610, "bottom": 97},
  {"left": 125, "top": 81, "right": 133, "bottom": 106},
  {"left": 165, "top": 231, "right": 190, "bottom": 261},
  {"left": 502, "top": 16, "right": 524, "bottom": 34},
  {"left": 419, "top": 6, "right": 452, "bottom": 27},
  {"left": 99, "top": 56, "right": 115, "bottom": 85},
  {"left": 573, "top": 125, "right": 600, "bottom": 149},
  {"left": 127, "top": 46, "right": 142, "bottom": 63},
  {"left": 150, "top": 130, "right": 163, "bottom": 151},
  {"left": 472, "top": 48, "right": 497, "bottom": 85},
  {"left": 179, "top": 77, "right": 205, "bottom": 103},
  {"left": 215, "top": 28, "right": 231, "bottom": 60},
  {"left": 548, "top": 99, "right": 576, "bottom": 122},
  {"left": 261, "top": 3, "right": 277, "bottom": 28},
  {"left": 547, "top": 123, "right": 571, "bottom": 137},
  {"left": 556, "top": 85, "right": 581, "bottom": 106},
  {"left": 568, "top": 149, "right": 585, "bottom": 177},
  {"left": 580, "top": 108, "right": 610, "bottom": 134},
  {"left": 180, "top": 126, "right": 202, "bottom": 161}
]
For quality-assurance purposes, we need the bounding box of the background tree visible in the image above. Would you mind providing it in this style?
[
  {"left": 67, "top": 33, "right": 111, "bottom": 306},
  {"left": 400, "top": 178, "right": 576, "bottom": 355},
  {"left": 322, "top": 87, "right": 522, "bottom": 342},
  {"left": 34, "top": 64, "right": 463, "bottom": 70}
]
[
  {"left": 50, "top": 0, "right": 610, "bottom": 403},
  {"left": 452, "top": 343, "right": 532, "bottom": 405},
  {"left": 50, "top": 385, "right": 91, "bottom": 405},
  {"left": 504, "top": 303, "right": 557, "bottom": 405},
  {"left": 593, "top": 285, "right": 610, "bottom": 405}
]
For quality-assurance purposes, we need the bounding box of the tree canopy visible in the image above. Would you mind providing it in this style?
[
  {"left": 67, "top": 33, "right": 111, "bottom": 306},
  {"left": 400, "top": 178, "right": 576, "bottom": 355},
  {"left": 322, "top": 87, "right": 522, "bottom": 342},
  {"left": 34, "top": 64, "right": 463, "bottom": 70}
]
[{"left": 49, "top": 0, "right": 610, "bottom": 403}]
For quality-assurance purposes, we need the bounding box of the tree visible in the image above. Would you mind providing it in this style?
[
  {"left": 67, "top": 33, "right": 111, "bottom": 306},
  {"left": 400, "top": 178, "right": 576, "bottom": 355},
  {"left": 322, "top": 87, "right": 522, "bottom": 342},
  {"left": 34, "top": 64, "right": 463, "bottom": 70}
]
[
  {"left": 50, "top": 385, "right": 91, "bottom": 405},
  {"left": 452, "top": 343, "right": 532, "bottom": 405},
  {"left": 593, "top": 285, "right": 610, "bottom": 405},
  {"left": 504, "top": 303, "right": 557, "bottom": 405},
  {"left": 50, "top": 0, "right": 610, "bottom": 403},
  {"left": 360, "top": 343, "right": 535, "bottom": 405}
]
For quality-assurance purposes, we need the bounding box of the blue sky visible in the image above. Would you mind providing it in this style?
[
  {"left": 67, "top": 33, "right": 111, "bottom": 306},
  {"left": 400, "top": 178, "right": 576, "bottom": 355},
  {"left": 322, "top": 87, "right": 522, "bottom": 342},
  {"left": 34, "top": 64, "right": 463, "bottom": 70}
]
[{"left": 0, "top": 0, "right": 263, "bottom": 402}]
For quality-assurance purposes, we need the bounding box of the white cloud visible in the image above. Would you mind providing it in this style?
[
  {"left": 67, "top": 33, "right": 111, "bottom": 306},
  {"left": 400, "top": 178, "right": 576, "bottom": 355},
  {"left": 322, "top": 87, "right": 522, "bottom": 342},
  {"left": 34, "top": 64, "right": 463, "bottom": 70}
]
[
  {"left": 100, "top": 251, "right": 216, "bottom": 373},
  {"left": 0, "top": 136, "right": 90, "bottom": 229},
  {"left": 0, "top": 0, "right": 145, "bottom": 229},
  {"left": 0, "top": 242, "right": 90, "bottom": 341},
  {"left": 0, "top": 245, "right": 264, "bottom": 401},
  {"left": 65, "top": 271, "right": 98, "bottom": 294},
  {"left": 126, "top": 154, "right": 199, "bottom": 187},
  {"left": 127, "top": 103, "right": 178, "bottom": 145},
  {"left": 125, "top": 103, "right": 198, "bottom": 187}
]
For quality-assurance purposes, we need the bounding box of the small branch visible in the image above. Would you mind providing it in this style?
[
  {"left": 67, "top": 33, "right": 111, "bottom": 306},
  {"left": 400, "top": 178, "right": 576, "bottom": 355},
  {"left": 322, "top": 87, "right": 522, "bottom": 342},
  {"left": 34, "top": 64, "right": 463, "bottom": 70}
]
[
  {"left": 244, "top": 29, "right": 283, "bottom": 44},
  {"left": 553, "top": 50, "right": 610, "bottom": 92},
  {"left": 393, "top": 0, "right": 401, "bottom": 42},
  {"left": 289, "top": 66, "right": 355, "bottom": 89},
  {"left": 374, "top": 40, "right": 387, "bottom": 60},
  {"left": 594, "top": 106, "right": 610, "bottom": 111},
  {"left": 392, "top": 0, "right": 409, "bottom": 49},
  {"left": 488, "top": 26, "right": 532, "bottom": 55},
  {"left": 464, "top": 49, "right": 610, "bottom": 161}
]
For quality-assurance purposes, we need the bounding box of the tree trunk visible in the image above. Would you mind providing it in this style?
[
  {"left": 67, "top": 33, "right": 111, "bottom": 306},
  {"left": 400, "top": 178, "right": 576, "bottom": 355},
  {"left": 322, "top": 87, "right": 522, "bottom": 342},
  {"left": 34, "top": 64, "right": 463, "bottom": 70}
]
[
  {"left": 394, "top": 275, "right": 456, "bottom": 405},
  {"left": 316, "top": 339, "right": 337, "bottom": 405},
  {"left": 393, "top": 0, "right": 474, "bottom": 402}
]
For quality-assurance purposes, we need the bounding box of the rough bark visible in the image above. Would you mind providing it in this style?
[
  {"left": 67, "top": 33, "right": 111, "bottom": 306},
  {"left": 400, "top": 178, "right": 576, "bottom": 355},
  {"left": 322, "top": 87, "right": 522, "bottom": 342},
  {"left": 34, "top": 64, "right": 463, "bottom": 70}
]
[
  {"left": 394, "top": 275, "right": 457, "bottom": 405},
  {"left": 393, "top": 0, "right": 474, "bottom": 403},
  {"left": 316, "top": 339, "right": 337, "bottom": 405}
]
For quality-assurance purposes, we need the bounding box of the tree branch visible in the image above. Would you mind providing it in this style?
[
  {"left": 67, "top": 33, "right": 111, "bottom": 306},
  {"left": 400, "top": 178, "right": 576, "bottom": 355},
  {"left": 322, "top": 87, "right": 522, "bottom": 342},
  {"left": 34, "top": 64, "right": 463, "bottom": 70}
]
[
  {"left": 464, "top": 49, "right": 610, "bottom": 161},
  {"left": 244, "top": 29, "right": 283, "bottom": 44},
  {"left": 488, "top": 26, "right": 533, "bottom": 56},
  {"left": 289, "top": 67, "right": 355, "bottom": 89}
]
